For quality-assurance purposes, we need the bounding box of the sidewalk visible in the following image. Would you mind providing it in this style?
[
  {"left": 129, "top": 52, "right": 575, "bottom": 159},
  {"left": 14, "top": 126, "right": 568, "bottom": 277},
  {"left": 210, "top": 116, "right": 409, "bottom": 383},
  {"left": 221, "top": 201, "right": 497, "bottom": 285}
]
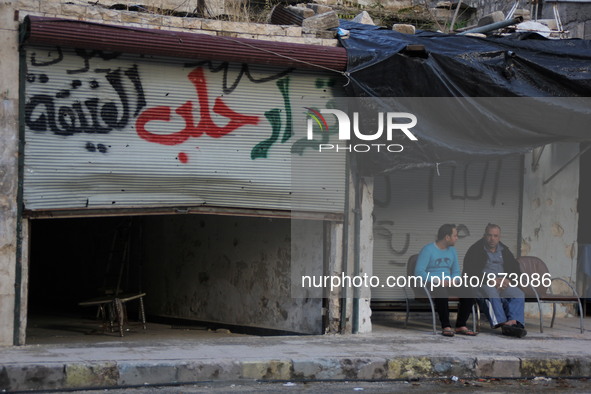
[{"left": 1, "top": 313, "right": 590, "bottom": 392}]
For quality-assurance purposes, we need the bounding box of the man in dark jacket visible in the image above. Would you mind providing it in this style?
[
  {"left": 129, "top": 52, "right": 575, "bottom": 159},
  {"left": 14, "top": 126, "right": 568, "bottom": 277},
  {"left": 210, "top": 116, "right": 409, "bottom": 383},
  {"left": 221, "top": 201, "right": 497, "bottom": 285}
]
[{"left": 463, "top": 223, "right": 526, "bottom": 337}]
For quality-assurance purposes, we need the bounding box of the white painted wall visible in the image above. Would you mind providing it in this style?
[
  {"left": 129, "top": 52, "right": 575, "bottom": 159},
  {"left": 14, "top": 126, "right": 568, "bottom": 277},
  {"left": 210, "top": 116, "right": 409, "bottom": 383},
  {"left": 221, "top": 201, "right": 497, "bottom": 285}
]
[{"left": 521, "top": 143, "right": 580, "bottom": 317}]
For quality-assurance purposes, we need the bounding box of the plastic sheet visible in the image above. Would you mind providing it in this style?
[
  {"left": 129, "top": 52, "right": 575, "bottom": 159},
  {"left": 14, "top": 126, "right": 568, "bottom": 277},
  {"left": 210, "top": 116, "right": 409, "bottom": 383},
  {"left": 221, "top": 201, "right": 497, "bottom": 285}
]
[{"left": 337, "top": 21, "right": 591, "bottom": 174}]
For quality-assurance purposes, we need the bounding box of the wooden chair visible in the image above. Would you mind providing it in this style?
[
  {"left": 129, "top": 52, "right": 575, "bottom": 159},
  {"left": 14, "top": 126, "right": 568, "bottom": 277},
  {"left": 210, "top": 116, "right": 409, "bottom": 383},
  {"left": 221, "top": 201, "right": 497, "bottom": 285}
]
[
  {"left": 517, "top": 256, "right": 584, "bottom": 333},
  {"left": 403, "top": 254, "right": 479, "bottom": 334}
]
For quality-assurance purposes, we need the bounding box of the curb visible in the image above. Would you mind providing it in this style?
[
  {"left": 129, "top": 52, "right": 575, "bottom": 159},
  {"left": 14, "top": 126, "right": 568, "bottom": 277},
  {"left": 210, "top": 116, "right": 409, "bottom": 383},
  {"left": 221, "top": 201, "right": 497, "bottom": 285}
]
[{"left": 2, "top": 356, "right": 591, "bottom": 392}]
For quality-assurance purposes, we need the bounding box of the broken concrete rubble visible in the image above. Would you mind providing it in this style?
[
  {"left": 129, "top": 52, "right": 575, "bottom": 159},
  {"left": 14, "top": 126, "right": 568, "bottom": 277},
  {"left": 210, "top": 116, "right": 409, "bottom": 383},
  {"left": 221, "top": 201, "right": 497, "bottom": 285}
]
[
  {"left": 393, "top": 23, "right": 416, "bottom": 34},
  {"left": 286, "top": 5, "right": 315, "bottom": 19},
  {"left": 302, "top": 11, "right": 340, "bottom": 32},
  {"left": 270, "top": 3, "right": 340, "bottom": 38},
  {"left": 352, "top": 10, "right": 375, "bottom": 26},
  {"left": 306, "top": 3, "right": 334, "bottom": 15}
]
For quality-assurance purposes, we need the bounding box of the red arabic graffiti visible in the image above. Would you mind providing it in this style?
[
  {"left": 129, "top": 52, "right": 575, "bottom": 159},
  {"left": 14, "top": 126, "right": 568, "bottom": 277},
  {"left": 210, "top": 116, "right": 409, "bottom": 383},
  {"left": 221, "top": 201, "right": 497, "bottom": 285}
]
[{"left": 136, "top": 67, "right": 260, "bottom": 151}]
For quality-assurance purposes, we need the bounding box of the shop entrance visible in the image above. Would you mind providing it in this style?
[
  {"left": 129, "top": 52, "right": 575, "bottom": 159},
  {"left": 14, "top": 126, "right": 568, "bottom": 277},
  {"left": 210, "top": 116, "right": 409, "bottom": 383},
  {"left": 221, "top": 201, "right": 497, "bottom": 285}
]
[{"left": 25, "top": 214, "right": 326, "bottom": 344}]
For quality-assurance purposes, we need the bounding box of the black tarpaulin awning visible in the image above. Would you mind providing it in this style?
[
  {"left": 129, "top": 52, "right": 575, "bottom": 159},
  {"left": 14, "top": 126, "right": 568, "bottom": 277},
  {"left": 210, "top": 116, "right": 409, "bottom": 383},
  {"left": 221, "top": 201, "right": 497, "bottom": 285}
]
[{"left": 337, "top": 21, "right": 591, "bottom": 174}]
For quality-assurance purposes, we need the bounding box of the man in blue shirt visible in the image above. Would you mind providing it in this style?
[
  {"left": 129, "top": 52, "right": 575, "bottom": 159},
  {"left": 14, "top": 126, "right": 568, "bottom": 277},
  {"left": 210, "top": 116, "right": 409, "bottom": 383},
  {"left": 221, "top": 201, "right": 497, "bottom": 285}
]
[
  {"left": 464, "top": 223, "right": 526, "bottom": 338},
  {"left": 415, "top": 224, "right": 476, "bottom": 337}
]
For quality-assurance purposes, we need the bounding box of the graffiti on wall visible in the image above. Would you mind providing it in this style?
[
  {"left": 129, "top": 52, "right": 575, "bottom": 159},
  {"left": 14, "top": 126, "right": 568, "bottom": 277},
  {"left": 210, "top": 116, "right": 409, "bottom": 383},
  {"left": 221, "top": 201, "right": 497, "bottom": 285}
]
[
  {"left": 375, "top": 160, "right": 502, "bottom": 211},
  {"left": 24, "top": 47, "right": 337, "bottom": 162},
  {"left": 25, "top": 49, "right": 146, "bottom": 147},
  {"left": 23, "top": 46, "right": 346, "bottom": 212},
  {"left": 373, "top": 161, "right": 503, "bottom": 269},
  {"left": 373, "top": 220, "right": 471, "bottom": 267},
  {"left": 135, "top": 66, "right": 261, "bottom": 163}
]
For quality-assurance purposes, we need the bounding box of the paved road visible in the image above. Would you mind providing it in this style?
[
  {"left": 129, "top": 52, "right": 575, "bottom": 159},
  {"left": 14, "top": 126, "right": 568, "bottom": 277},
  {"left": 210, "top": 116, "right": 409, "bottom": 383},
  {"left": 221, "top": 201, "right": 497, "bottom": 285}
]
[{"left": 70, "top": 377, "right": 591, "bottom": 393}]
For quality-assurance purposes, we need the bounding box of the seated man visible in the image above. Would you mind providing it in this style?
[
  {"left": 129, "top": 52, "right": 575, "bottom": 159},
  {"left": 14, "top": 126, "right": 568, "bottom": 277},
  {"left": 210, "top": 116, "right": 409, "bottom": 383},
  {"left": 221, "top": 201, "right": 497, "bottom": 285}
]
[
  {"left": 463, "top": 223, "right": 527, "bottom": 338},
  {"left": 415, "top": 223, "right": 476, "bottom": 337}
]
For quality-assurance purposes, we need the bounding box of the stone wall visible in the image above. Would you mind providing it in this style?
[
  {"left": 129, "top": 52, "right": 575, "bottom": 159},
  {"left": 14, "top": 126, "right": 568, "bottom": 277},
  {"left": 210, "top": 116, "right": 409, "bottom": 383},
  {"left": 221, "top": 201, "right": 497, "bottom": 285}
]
[{"left": 16, "top": 0, "right": 339, "bottom": 46}]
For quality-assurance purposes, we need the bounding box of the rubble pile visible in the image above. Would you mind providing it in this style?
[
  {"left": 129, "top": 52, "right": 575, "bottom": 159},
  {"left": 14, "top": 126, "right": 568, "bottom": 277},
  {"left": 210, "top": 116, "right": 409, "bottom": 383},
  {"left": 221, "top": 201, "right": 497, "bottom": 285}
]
[{"left": 269, "top": 3, "right": 418, "bottom": 38}]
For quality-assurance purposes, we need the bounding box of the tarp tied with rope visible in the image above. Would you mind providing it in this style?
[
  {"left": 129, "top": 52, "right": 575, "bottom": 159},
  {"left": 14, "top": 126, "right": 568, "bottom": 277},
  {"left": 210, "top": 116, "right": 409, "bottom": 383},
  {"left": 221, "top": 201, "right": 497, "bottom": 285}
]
[{"left": 337, "top": 21, "right": 591, "bottom": 174}]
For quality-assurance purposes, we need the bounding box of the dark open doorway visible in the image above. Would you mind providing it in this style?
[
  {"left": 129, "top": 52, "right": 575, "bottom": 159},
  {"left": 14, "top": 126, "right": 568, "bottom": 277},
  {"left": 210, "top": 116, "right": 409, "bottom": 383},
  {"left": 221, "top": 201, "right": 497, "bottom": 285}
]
[
  {"left": 28, "top": 216, "right": 144, "bottom": 315},
  {"left": 27, "top": 216, "right": 146, "bottom": 342}
]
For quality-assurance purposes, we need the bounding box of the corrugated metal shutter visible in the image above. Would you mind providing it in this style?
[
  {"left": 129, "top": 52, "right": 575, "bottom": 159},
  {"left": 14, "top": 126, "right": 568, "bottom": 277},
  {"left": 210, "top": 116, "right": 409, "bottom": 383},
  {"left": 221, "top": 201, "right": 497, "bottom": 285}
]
[
  {"left": 23, "top": 46, "right": 345, "bottom": 214},
  {"left": 372, "top": 156, "right": 522, "bottom": 300}
]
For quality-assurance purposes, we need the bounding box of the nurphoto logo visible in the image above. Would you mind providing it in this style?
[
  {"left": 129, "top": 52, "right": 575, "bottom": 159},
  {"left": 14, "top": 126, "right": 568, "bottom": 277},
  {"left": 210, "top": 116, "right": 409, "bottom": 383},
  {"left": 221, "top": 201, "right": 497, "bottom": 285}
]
[{"left": 306, "top": 108, "right": 418, "bottom": 153}]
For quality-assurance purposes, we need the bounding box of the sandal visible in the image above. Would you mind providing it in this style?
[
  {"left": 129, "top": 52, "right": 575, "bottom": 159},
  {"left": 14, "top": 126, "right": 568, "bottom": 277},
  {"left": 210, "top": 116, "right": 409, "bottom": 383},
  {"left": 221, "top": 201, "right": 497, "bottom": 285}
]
[
  {"left": 442, "top": 328, "right": 455, "bottom": 337},
  {"left": 455, "top": 327, "right": 478, "bottom": 336}
]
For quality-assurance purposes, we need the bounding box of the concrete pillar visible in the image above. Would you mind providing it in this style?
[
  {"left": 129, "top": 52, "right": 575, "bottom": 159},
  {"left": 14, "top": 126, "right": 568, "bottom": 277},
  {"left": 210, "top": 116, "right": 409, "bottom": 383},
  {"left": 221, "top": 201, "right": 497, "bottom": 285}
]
[
  {"left": 325, "top": 221, "right": 343, "bottom": 334},
  {"left": 0, "top": 0, "right": 20, "bottom": 346},
  {"left": 521, "top": 143, "right": 580, "bottom": 317},
  {"left": 357, "top": 177, "right": 374, "bottom": 333},
  {"left": 346, "top": 170, "right": 374, "bottom": 334}
]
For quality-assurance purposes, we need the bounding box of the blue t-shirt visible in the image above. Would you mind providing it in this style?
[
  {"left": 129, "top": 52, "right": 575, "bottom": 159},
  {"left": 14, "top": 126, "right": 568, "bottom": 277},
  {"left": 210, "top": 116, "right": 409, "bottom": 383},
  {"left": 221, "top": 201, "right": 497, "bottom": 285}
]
[{"left": 414, "top": 242, "right": 461, "bottom": 282}]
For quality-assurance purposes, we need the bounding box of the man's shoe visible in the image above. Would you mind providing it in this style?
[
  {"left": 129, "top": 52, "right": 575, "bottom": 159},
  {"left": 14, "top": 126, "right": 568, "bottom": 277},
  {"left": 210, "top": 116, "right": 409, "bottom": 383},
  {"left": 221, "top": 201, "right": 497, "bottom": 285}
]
[{"left": 501, "top": 324, "right": 527, "bottom": 338}]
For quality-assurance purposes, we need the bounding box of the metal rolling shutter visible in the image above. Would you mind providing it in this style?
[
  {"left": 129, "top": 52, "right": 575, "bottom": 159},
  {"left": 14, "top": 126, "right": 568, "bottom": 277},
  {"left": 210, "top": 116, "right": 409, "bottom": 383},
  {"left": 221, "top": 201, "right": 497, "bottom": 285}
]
[
  {"left": 23, "top": 46, "right": 346, "bottom": 214},
  {"left": 372, "top": 156, "right": 523, "bottom": 300}
]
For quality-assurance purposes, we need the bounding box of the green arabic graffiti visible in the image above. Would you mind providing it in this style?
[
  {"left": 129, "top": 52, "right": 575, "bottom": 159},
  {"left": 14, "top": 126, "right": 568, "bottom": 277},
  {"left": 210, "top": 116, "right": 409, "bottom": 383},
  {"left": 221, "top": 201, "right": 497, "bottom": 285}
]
[
  {"left": 251, "top": 77, "right": 292, "bottom": 160},
  {"left": 292, "top": 78, "right": 339, "bottom": 156},
  {"left": 251, "top": 109, "right": 281, "bottom": 159}
]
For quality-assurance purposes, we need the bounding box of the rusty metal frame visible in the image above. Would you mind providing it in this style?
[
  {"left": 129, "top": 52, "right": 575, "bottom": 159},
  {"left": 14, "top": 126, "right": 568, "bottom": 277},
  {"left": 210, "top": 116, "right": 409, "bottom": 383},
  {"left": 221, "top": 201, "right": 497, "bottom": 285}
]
[
  {"left": 21, "top": 16, "right": 348, "bottom": 72},
  {"left": 23, "top": 206, "right": 344, "bottom": 221}
]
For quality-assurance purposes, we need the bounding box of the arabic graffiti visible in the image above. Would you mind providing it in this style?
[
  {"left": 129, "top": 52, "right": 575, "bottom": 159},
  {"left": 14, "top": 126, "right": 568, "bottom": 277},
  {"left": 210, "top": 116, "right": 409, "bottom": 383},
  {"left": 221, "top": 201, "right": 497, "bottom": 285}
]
[
  {"left": 182, "top": 61, "right": 297, "bottom": 161},
  {"left": 374, "top": 220, "right": 411, "bottom": 258},
  {"left": 251, "top": 77, "right": 292, "bottom": 159},
  {"left": 25, "top": 48, "right": 146, "bottom": 154},
  {"left": 291, "top": 78, "right": 339, "bottom": 156},
  {"left": 373, "top": 221, "right": 471, "bottom": 268},
  {"left": 449, "top": 160, "right": 501, "bottom": 207},
  {"left": 25, "top": 47, "right": 331, "bottom": 162},
  {"left": 136, "top": 67, "right": 260, "bottom": 154},
  {"left": 184, "top": 60, "right": 293, "bottom": 95},
  {"left": 25, "top": 65, "right": 146, "bottom": 137},
  {"left": 375, "top": 161, "right": 502, "bottom": 211}
]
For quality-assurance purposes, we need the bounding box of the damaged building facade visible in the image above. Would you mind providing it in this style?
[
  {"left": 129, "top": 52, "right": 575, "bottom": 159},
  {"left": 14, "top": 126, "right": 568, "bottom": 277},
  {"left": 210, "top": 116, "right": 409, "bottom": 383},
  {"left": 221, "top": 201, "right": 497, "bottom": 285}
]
[
  {"left": 1, "top": 0, "right": 591, "bottom": 347},
  {"left": 0, "top": 0, "right": 363, "bottom": 346}
]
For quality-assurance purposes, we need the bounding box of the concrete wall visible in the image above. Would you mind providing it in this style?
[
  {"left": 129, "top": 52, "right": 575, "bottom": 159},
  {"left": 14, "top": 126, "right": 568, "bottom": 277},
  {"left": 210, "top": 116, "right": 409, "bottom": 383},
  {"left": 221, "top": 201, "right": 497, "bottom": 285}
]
[
  {"left": 521, "top": 143, "right": 580, "bottom": 317},
  {"left": 0, "top": 0, "right": 20, "bottom": 346},
  {"left": 141, "top": 215, "right": 325, "bottom": 334}
]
